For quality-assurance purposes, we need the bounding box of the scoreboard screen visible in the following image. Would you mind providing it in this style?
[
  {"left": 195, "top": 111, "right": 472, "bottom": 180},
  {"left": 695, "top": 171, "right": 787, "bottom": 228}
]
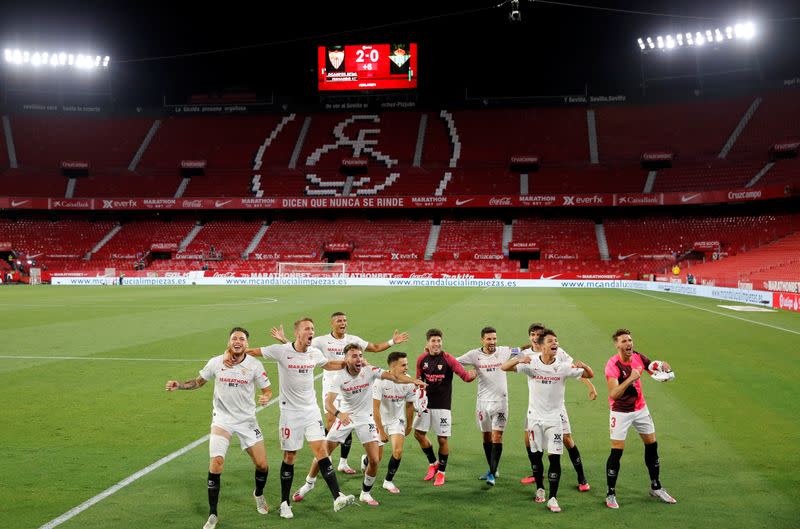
[{"left": 317, "top": 43, "right": 417, "bottom": 91}]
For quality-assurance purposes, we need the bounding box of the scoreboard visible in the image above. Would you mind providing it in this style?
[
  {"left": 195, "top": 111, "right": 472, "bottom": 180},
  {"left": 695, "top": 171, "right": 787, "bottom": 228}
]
[{"left": 318, "top": 43, "right": 417, "bottom": 91}]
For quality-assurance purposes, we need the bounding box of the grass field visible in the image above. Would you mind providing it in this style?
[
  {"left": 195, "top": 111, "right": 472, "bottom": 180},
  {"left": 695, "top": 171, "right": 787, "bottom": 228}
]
[{"left": 2, "top": 285, "right": 799, "bottom": 529}]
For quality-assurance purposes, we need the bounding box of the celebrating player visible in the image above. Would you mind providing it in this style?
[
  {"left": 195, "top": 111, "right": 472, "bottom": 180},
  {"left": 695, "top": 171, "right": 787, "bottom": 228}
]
[
  {"left": 372, "top": 351, "right": 425, "bottom": 493},
  {"left": 413, "top": 328, "right": 477, "bottom": 486},
  {"left": 604, "top": 328, "right": 677, "bottom": 509},
  {"left": 518, "top": 323, "right": 596, "bottom": 491},
  {"left": 239, "top": 318, "right": 356, "bottom": 519},
  {"left": 503, "top": 329, "right": 594, "bottom": 512},
  {"left": 456, "top": 326, "right": 519, "bottom": 486},
  {"left": 292, "top": 344, "right": 424, "bottom": 506},
  {"left": 274, "top": 311, "right": 409, "bottom": 474},
  {"left": 165, "top": 327, "right": 272, "bottom": 529}
]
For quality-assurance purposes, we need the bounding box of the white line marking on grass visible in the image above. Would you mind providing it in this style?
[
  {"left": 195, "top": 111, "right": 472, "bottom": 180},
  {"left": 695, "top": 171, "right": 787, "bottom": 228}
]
[
  {"left": 627, "top": 290, "right": 800, "bottom": 336},
  {"left": 38, "top": 373, "right": 322, "bottom": 529},
  {"left": 0, "top": 356, "right": 210, "bottom": 362}
]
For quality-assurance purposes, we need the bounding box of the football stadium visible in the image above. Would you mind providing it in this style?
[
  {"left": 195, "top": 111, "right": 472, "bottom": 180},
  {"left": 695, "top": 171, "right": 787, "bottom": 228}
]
[{"left": 1, "top": 2, "right": 799, "bottom": 528}]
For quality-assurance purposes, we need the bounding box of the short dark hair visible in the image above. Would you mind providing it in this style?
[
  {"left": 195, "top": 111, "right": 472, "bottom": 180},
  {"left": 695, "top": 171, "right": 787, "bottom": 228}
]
[
  {"left": 230, "top": 326, "right": 249, "bottom": 338},
  {"left": 536, "top": 328, "right": 557, "bottom": 345},
  {"left": 426, "top": 328, "right": 443, "bottom": 341},
  {"left": 294, "top": 317, "right": 314, "bottom": 330},
  {"left": 387, "top": 351, "right": 407, "bottom": 365},
  {"left": 528, "top": 323, "right": 545, "bottom": 335},
  {"left": 331, "top": 311, "right": 346, "bottom": 319},
  {"left": 613, "top": 328, "right": 631, "bottom": 341},
  {"left": 343, "top": 343, "right": 363, "bottom": 356},
  {"left": 481, "top": 326, "right": 496, "bottom": 337}
]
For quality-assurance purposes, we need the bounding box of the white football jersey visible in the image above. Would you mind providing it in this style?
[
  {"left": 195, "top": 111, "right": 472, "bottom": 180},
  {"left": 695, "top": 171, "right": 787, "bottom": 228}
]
[
  {"left": 312, "top": 333, "right": 370, "bottom": 388},
  {"left": 457, "top": 346, "right": 518, "bottom": 402},
  {"left": 331, "top": 365, "right": 383, "bottom": 420},
  {"left": 516, "top": 353, "right": 584, "bottom": 422},
  {"left": 373, "top": 378, "right": 417, "bottom": 423},
  {"left": 199, "top": 354, "right": 270, "bottom": 424},
  {"left": 260, "top": 343, "right": 327, "bottom": 411}
]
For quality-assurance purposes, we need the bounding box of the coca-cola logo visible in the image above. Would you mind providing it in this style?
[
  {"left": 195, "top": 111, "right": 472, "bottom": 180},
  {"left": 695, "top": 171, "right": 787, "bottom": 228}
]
[
  {"left": 772, "top": 142, "right": 800, "bottom": 152},
  {"left": 182, "top": 200, "right": 203, "bottom": 208},
  {"left": 213, "top": 272, "right": 236, "bottom": 277},
  {"left": 61, "top": 160, "right": 90, "bottom": 169},
  {"left": 779, "top": 294, "right": 800, "bottom": 311},
  {"left": 180, "top": 160, "right": 207, "bottom": 169},
  {"left": 341, "top": 158, "right": 369, "bottom": 167},
  {"left": 489, "top": 197, "right": 512, "bottom": 206},
  {"left": 510, "top": 155, "right": 539, "bottom": 164},
  {"left": 410, "top": 273, "right": 433, "bottom": 278}
]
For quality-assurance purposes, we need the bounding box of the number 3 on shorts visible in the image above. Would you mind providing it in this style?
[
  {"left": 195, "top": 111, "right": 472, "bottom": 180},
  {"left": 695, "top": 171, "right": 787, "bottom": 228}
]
[{"left": 610, "top": 416, "right": 616, "bottom": 428}]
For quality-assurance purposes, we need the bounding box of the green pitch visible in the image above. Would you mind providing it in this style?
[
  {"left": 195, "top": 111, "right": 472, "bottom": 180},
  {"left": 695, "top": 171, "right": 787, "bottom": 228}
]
[{"left": 2, "top": 286, "right": 798, "bottom": 529}]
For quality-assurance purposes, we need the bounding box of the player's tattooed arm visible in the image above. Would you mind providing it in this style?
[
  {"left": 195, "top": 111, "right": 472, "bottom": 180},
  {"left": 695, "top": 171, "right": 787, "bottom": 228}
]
[{"left": 165, "top": 376, "right": 207, "bottom": 391}]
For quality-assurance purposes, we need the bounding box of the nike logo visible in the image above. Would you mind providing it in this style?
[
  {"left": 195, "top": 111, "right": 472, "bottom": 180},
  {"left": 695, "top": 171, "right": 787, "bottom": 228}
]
[
  {"left": 680, "top": 193, "right": 701, "bottom": 203},
  {"left": 215, "top": 200, "right": 232, "bottom": 208},
  {"left": 11, "top": 200, "right": 30, "bottom": 207},
  {"left": 28, "top": 253, "right": 43, "bottom": 259},
  {"left": 539, "top": 274, "right": 561, "bottom": 280},
  {"left": 455, "top": 198, "right": 475, "bottom": 206},
  {"left": 618, "top": 253, "right": 637, "bottom": 260}
]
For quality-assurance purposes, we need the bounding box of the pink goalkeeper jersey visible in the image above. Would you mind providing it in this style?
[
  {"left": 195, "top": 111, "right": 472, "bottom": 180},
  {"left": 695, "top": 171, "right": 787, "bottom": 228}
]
[{"left": 604, "top": 351, "right": 652, "bottom": 413}]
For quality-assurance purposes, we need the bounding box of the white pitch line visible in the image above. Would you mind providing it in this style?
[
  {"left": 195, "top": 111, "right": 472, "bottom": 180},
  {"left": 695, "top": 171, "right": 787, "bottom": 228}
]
[
  {"left": 38, "top": 373, "right": 322, "bottom": 529},
  {"left": 627, "top": 289, "right": 800, "bottom": 336}
]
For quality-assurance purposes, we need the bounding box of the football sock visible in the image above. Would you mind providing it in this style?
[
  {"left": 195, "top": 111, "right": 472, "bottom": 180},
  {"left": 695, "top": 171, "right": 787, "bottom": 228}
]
[
  {"left": 207, "top": 472, "right": 221, "bottom": 516},
  {"left": 362, "top": 473, "right": 376, "bottom": 492},
  {"left": 490, "top": 443, "right": 503, "bottom": 475},
  {"left": 644, "top": 442, "right": 661, "bottom": 490},
  {"left": 280, "top": 462, "right": 294, "bottom": 503},
  {"left": 548, "top": 454, "right": 561, "bottom": 499},
  {"left": 318, "top": 457, "right": 341, "bottom": 499},
  {"left": 386, "top": 456, "right": 401, "bottom": 482},
  {"left": 422, "top": 445, "right": 437, "bottom": 464},
  {"left": 606, "top": 448, "right": 623, "bottom": 495},
  {"left": 567, "top": 445, "right": 586, "bottom": 483},
  {"left": 483, "top": 442, "right": 492, "bottom": 469},
  {"left": 254, "top": 468, "right": 268, "bottom": 496},
  {"left": 527, "top": 446, "right": 538, "bottom": 475},
  {"left": 437, "top": 452, "right": 449, "bottom": 473},
  {"left": 340, "top": 433, "right": 353, "bottom": 460},
  {"left": 532, "top": 451, "right": 544, "bottom": 490}
]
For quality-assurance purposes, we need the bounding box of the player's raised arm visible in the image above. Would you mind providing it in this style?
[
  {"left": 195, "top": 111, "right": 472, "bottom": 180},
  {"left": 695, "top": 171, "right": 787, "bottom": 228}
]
[
  {"left": 165, "top": 376, "right": 207, "bottom": 391},
  {"left": 572, "top": 360, "right": 595, "bottom": 379},
  {"left": 322, "top": 359, "right": 346, "bottom": 371},
  {"left": 270, "top": 324, "right": 289, "bottom": 345},
  {"left": 366, "top": 329, "right": 409, "bottom": 352},
  {"left": 380, "top": 369, "right": 426, "bottom": 387}
]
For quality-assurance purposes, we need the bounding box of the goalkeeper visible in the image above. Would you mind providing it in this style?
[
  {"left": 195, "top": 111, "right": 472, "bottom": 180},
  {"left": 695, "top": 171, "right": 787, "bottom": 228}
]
[{"left": 603, "top": 328, "right": 677, "bottom": 509}]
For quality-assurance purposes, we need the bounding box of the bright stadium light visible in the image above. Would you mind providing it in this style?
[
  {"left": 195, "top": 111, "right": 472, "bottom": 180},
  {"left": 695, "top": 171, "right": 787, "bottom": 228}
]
[
  {"left": 2, "top": 47, "right": 111, "bottom": 69},
  {"left": 638, "top": 21, "right": 757, "bottom": 52}
]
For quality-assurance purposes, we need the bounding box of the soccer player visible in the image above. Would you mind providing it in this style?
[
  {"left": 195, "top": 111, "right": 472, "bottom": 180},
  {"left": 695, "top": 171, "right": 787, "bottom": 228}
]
[
  {"left": 274, "top": 311, "right": 409, "bottom": 474},
  {"left": 241, "top": 318, "right": 356, "bottom": 519},
  {"left": 502, "top": 329, "right": 594, "bottom": 513},
  {"left": 604, "top": 328, "right": 677, "bottom": 509},
  {"left": 413, "top": 328, "right": 477, "bottom": 486},
  {"left": 165, "top": 327, "right": 272, "bottom": 529},
  {"left": 372, "top": 351, "right": 424, "bottom": 493},
  {"left": 518, "top": 323, "right": 596, "bottom": 491},
  {"left": 456, "top": 326, "right": 519, "bottom": 486},
  {"left": 292, "top": 344, "right": 424, "bottom": 506}
]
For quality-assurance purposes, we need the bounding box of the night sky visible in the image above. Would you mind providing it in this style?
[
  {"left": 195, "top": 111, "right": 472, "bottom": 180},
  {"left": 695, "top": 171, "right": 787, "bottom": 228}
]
[{"left": 1, "top": 1, "right": 798, "bottom": 105}]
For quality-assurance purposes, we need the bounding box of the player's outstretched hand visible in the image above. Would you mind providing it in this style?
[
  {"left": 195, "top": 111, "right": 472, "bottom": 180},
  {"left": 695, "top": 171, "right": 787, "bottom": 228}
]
[
  {"left": 258, "top": 394, "right": 271, "bottom": 406},
  {"left": 393, "top": 329, "right": 409, "bottom": 344},
  {"left": 271, "top": 325, "right": 288, "bottom": 344},
  {"left": 413, "top": 378, "right": 427, "bottom": 388},
  {"left": 165, "top": 380, "right": 179, "bottom": 391},
  {"left": 587, "top": 385, "right": 598, "bottom": 400}
]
